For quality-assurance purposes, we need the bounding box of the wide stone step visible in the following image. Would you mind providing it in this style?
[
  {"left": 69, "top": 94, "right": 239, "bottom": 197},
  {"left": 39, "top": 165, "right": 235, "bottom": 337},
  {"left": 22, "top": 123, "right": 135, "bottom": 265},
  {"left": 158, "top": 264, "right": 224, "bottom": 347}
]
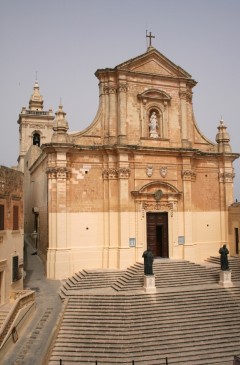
[
  {"left": 54, "top": 327, "right": 240, "bottom": 349},
  {"left": 111, "top": 261, "right": 220, "bottom": 291},
  {"left": 49, "top": 342, "right": 238, "bottom": 365}
]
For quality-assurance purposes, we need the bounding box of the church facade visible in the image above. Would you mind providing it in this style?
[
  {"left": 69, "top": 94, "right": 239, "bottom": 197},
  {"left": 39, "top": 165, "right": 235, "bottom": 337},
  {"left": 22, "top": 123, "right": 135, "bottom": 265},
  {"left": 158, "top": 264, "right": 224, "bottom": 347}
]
[{"left": 19, "top": 46, "right": 239, "bottom": 280}]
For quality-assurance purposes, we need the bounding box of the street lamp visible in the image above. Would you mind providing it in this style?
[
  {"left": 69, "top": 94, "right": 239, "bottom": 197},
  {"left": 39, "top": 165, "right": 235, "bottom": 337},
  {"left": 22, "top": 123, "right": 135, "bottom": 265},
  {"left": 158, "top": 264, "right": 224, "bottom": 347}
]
[{"left": 31, "top": 230, "right": 38, "bottom": 255}]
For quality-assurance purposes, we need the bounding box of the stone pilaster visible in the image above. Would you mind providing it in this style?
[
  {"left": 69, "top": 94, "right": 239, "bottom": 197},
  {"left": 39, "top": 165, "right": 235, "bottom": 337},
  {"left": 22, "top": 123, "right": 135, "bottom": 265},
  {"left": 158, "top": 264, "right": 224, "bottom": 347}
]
[
  {"left": 117, "top": 83, "right": 127, "bottom": 144},
  {"left": 46, "top": 154, "right": 71, "bottom": 279},
  {"left": 179, "top": 89, "right": 188, "bottom": 145},
  {"left": 108, "top": 86, "right": 117, "bottom": 144},
  {"left": 181, "top": 164, "right": 195, "bottom": 259}
]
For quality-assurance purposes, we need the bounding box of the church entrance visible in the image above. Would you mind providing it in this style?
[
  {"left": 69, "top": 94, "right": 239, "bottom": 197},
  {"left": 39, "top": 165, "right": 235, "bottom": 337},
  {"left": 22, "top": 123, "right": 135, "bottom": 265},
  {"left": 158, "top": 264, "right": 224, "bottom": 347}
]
[{"left": 147, "top": 212, "right": 169, "bottom": 258}]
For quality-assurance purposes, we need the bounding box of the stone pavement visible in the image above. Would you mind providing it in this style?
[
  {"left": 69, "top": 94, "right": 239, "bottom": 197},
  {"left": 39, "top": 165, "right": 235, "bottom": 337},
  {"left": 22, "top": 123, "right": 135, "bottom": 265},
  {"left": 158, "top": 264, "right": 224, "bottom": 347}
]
[{"left": 1, "top": 238, "right": 63, "bottom": 365}]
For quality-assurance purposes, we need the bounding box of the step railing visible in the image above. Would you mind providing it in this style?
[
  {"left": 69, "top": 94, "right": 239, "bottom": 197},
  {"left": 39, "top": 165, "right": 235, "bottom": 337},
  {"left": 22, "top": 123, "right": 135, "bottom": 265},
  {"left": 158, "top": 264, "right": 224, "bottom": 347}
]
[
  {"left": 57, "top": 357, "right": 240, "bottom": 365},
  {"left": 0, "top": 290, "right": 35, "bottom": 348},
  {"left": 58, "top": 359, "right": 170, "bottom": 365}
]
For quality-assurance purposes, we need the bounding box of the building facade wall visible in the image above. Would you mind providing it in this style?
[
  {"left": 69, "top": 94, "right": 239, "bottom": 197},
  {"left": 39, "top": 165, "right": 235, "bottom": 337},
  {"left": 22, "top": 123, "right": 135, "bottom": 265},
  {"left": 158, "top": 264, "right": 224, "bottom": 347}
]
[
  {"left": 0, "top": 166, "right": 24, "bottom": 304},
  {"left": 24, "top": 48, "right": 238, "bottom": 279},
  {"left": 228, "top": 203, "right": 240, "bottom": 256}
]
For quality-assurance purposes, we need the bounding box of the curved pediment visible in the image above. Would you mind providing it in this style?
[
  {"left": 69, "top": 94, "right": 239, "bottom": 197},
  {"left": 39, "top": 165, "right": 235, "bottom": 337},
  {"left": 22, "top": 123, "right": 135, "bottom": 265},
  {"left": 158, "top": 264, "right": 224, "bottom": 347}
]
[
  {"left": 137, "top": 88, "right": 171, "bottom": 102},
  {"left": 132, "top": 181, "right": 182, "bottom": 199}
]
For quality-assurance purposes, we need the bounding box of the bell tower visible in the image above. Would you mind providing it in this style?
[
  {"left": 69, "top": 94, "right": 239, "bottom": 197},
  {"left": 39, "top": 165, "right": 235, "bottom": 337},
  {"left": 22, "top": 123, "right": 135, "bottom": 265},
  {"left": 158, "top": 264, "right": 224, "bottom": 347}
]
[{"left": 17, "top": 80, "right": 54, "bottom": 172}]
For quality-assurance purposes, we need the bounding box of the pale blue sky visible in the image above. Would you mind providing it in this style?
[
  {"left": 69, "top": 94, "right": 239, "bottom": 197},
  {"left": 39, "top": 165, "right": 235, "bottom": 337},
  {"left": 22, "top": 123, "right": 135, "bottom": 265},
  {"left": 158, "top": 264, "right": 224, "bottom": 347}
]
[{"left": 1, "top": 0, "right": 240, "bottom": 198}]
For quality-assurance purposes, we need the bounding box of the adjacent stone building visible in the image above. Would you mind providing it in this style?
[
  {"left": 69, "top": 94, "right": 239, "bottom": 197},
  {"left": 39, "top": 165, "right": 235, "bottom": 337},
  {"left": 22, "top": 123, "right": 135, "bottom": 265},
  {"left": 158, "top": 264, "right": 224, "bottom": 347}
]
[
  {"left": 228, "top": 202, "right": 240, "bottom": 256},
  {"left": 19, "top": 46, "right": 239, "bottom": 279},
  {"left": 0, "top": 166, "right": 24, "bottom": 304}
]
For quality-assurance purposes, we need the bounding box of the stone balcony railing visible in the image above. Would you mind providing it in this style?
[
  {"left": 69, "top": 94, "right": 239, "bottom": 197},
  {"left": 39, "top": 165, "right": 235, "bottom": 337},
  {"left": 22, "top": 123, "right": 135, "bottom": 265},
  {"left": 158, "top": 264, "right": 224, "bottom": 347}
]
[{"left": 0, "top": 290, "right": 35, "bottom": 349}]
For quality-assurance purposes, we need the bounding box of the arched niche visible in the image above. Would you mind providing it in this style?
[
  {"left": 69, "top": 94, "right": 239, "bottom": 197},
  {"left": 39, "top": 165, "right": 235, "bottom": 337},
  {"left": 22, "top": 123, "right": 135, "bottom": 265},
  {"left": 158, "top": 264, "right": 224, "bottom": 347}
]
[{"left": 137, "top": 89, "right": 171, "bottom": 139}]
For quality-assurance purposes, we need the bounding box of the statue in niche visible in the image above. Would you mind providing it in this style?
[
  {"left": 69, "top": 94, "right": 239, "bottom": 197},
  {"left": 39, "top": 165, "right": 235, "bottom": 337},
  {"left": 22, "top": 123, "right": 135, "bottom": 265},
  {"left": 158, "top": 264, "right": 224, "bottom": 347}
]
[
  {"left": 149, "top": 111, "right": 159, "bottom": 138},
  {"left": 219, "top": 244, "right": 229, "bottom": 271},
  {"left": 142, "top": 248, "right": 154, "bottom": 275}
]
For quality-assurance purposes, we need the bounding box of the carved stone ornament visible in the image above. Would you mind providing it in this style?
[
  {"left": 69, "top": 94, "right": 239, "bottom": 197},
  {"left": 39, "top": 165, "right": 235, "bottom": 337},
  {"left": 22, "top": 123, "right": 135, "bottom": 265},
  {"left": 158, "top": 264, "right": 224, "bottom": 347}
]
[
  {"left": 146, "top": 165, "right": 153, "bottom": 177},
  {"left": 102, "top": 168, "right": 130, "bottom": 180},
  {"left": 182, "top": 169, "right": 196, "bottom": 181},
  {"left": 46, "top": 167, "right": 71, "bottom": 179},
  {"left": 154, "top": 189, "right": 163, "bottom": 201},
  {"left": 219, "top": 172, "right": 235, "bottom": 183},
  {"left": 0, "top": 180, "right": 5, "bottom": 191},
  {"left": 160, "top": 166, "right": 168, "bottom": 178},
  {"left": 118, "top": 168, "right": 131, "bottom": 179},
  {"left": 103, "top": 86, "right": 117, "bottom": 95},
  {"left": 179, "top": 90, "right": 192, "bottom": 103},
  {"left": 118, "top": 84, "right": 127, "bottom": 93},
  {"left": 143, "top": 201, "right": 174, "bottom": 217}
]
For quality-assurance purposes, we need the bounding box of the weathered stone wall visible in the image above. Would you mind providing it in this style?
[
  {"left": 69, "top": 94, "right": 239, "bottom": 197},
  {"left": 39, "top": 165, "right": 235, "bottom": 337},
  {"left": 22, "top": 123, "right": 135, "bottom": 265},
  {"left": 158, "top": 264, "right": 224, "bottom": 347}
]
[
  {"left": 25, "top": 48, "right": 238, "bottom": 279},
  {"left": 0, "top": 166, "right": 24, "bottom": 303}
]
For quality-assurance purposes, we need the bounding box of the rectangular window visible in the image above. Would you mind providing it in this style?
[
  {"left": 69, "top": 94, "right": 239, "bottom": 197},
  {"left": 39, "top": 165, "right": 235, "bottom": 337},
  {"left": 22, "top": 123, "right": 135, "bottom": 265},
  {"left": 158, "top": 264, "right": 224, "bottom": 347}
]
[
  {"left": 235, "top": 228, "right": 239, "bottom": 255},
  {"left": 0, "top": 205, "right": 4, "bottom": 230},
  {"left": 13, "top": 206, "right": 19, "bottom": 230},
  {"left": 12, "top": 255, "right": 19, "bottom": 282}
]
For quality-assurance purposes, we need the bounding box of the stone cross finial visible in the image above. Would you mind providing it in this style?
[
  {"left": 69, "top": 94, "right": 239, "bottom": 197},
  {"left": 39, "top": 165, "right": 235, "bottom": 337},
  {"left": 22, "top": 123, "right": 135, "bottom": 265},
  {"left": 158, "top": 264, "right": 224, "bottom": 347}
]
[{"left": 146, "top": 31, "right": 155, "bottom": 47}]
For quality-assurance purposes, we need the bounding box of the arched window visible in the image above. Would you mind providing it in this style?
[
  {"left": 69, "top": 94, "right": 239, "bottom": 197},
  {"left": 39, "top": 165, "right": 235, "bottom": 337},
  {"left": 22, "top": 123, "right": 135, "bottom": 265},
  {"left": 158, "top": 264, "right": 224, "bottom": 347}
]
[{"left": 33, "top": 133, "right": 40, "bottom": 146}]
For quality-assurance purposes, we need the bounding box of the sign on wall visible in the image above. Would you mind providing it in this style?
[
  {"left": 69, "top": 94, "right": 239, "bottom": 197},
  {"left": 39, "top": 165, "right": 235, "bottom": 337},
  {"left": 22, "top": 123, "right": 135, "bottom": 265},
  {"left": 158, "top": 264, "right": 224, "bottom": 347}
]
[{"left": 129, "top": 238, "right": 136, "bottom": 247}]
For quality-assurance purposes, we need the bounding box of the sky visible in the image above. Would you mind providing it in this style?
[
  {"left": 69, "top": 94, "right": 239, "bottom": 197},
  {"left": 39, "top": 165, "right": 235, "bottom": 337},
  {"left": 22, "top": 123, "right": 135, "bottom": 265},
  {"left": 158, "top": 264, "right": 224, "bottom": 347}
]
[{"left": 0, "top": 0, "right": 240, "bottom": 198}]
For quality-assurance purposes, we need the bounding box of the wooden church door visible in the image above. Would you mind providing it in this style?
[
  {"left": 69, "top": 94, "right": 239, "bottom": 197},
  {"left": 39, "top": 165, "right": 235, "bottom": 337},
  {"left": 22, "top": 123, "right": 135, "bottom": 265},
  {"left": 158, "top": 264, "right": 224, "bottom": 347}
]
[{"left": 147, "top": 212, "right": 169, "bottom": 258}]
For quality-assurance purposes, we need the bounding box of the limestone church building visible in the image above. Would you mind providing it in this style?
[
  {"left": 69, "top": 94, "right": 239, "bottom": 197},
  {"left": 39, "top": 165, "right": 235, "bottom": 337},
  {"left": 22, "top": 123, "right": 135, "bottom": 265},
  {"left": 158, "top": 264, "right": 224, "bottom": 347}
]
[{"left": 18, "top": 45, "right": 239, "bottom": 280}]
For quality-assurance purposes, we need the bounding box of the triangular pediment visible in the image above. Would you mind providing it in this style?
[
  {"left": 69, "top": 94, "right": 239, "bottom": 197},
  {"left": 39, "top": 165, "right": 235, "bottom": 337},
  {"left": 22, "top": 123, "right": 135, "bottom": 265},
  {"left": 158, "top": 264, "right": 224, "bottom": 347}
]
[
  {"left": 116, "top": 47, "right": 192, "bottom": 79},
  {"left": 133, "top": 59, "right": 173, "bottom": 76}
]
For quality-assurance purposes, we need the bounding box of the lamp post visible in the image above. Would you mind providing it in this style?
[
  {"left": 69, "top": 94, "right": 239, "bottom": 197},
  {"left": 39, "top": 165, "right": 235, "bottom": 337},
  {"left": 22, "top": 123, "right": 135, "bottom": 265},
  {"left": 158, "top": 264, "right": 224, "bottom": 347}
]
[{"left": 31, "top": 230, "right": 38, "bottom": 254}]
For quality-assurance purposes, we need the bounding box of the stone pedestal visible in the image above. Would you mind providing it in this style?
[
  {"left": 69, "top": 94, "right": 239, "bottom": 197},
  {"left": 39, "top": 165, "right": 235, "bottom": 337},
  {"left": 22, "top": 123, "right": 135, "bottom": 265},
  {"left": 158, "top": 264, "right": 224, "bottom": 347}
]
[
  {"left": 143, "top": 275, "right": 156, "bottom": 293},
  {"left": 219, "top": 270, "right": 233, "bottom": 287}
]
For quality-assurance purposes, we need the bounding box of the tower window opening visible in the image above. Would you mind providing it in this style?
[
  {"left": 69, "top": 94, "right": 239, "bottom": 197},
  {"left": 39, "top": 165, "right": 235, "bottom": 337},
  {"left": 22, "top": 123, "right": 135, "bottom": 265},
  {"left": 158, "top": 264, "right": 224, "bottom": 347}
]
[{"left": 33, "top": 133, "right": 40, "bottom": 146}]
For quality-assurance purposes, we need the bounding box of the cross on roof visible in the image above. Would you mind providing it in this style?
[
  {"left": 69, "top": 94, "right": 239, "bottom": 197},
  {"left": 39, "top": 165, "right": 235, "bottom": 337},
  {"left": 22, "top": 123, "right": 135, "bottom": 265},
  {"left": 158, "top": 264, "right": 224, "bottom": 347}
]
[{"left": 146, "top": 31, "right": 155, "bottom": 47}]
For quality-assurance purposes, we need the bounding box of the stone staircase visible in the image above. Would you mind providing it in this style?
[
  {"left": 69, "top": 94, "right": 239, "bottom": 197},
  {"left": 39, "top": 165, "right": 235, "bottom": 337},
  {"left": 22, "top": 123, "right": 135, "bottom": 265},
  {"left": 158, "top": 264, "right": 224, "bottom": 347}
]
[
  {"left": 0, "top": 310, "right": 8, "bottom": 328},
  {"left": 59, "top": 269, "right": 126, "bottom": 298},
  {"left": 48, "top": 259, "right": 240, "bottom": 365},
  {"left": 205, "top": 256, "right": 240, "bottom": 281},
  {"left": 111, "top": 260, "right": 219, "bottom": 291}
]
